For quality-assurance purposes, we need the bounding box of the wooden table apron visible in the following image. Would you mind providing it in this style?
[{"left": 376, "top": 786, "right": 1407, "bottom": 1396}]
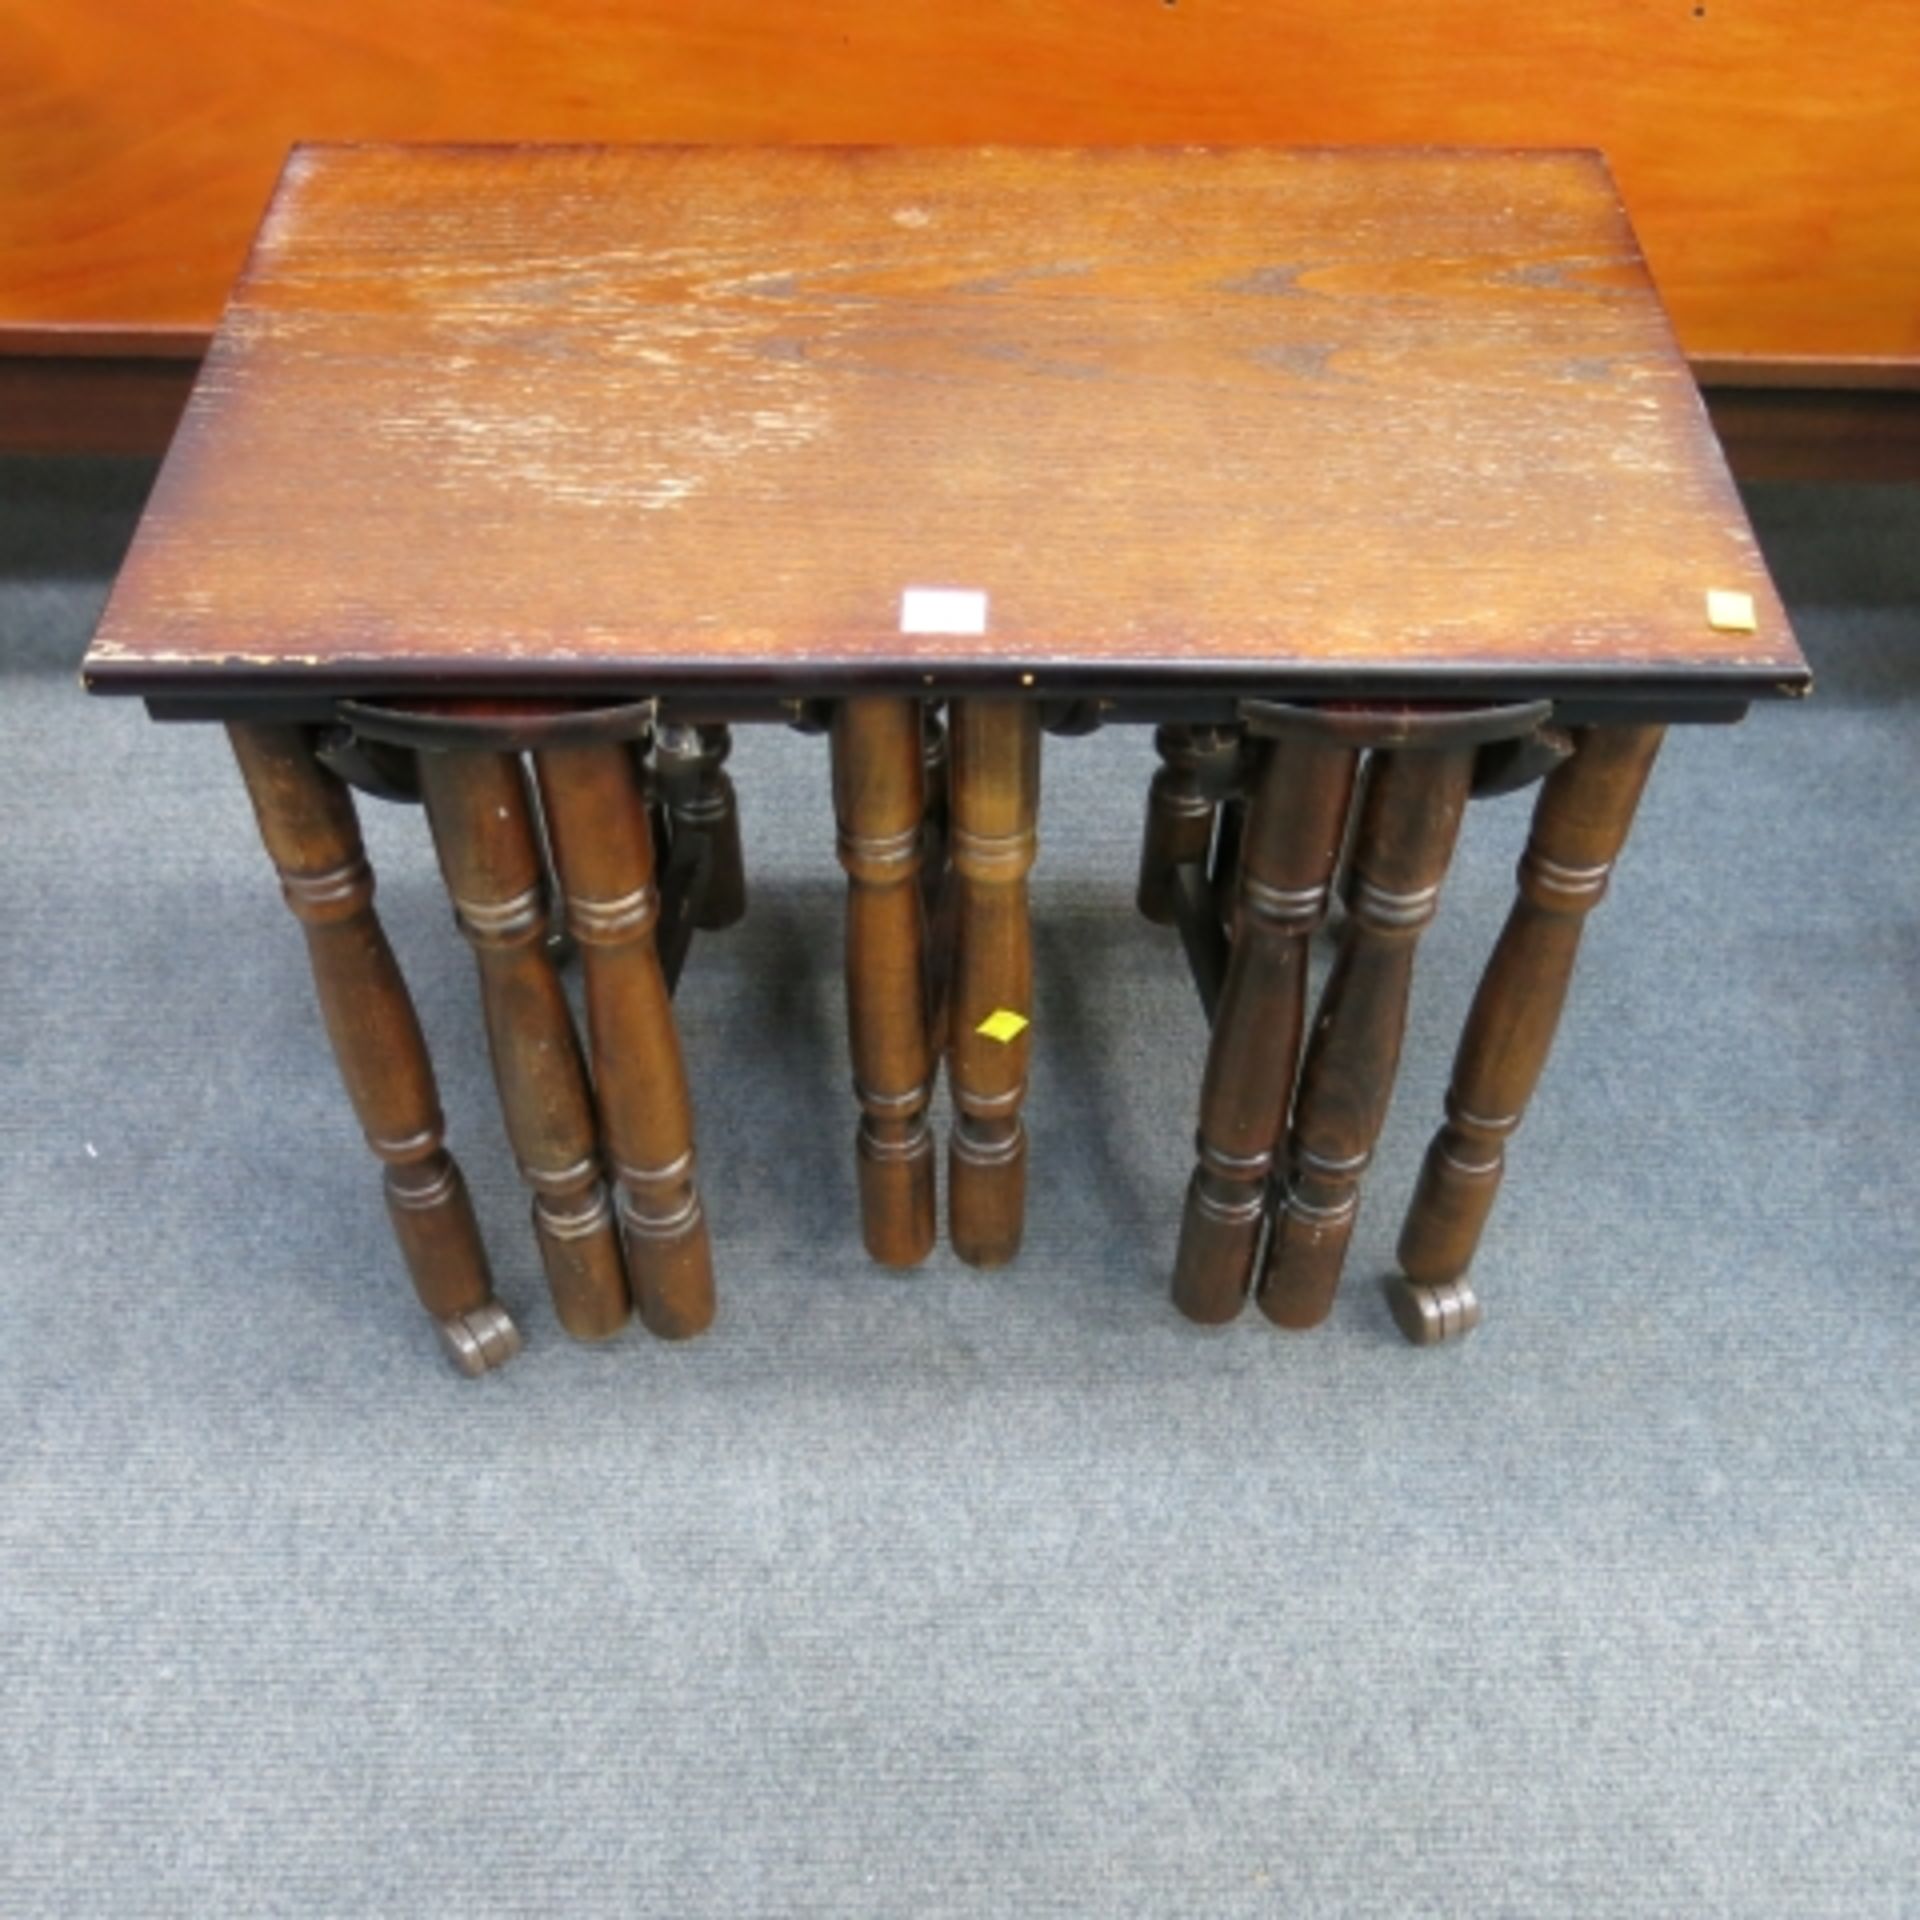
[{"left": 83, "top": 144, "right": 1808, "bottom": 1372}]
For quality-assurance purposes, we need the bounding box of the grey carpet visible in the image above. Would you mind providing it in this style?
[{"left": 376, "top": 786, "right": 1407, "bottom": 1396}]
[{"left": 2, "top": 458, "right": 1916, "bottom": 1918}]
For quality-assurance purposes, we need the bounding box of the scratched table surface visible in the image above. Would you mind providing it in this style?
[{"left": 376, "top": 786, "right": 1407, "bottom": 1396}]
[{"left": 84, "top": 144, "right": 1806, "bottom": 707}]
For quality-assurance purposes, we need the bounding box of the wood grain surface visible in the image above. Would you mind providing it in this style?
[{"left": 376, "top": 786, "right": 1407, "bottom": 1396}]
[
  {"left": 15, "top": 351, "right": 1913, "bottom": 480},
  {"left": 84, "top": 145, "right": 1805, "bottom": 702},
  {"left": 2, "top": 0, "right": 1915, "bottom": 364}
]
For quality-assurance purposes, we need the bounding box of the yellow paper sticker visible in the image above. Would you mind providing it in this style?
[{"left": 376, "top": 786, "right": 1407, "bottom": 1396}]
[
  {"left": 1705, "top": 589, "right": 1757, "bottom": 633},
  {"left": 976, "top": 1008, "right": 1030, "bottom": 1044}
]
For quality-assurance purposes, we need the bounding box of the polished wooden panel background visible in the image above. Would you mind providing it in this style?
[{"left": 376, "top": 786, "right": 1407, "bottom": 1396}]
[{"left": 2, "top": 0, "right": 1916, "bottom": 367}]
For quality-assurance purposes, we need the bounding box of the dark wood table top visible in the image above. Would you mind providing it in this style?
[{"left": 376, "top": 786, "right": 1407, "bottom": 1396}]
[{"left": 85, "top": 144, "right": 1807, "bottom": 709}]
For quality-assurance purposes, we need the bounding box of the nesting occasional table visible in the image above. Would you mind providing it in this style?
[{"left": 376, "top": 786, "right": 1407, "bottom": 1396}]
[{"left": 84, "top": 144, "right": 1807, "bottom": 1373}]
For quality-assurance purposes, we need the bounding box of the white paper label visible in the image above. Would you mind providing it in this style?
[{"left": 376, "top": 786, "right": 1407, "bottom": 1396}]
[{"left": 900, "top": 587, "right": 989, "bottom": 636}]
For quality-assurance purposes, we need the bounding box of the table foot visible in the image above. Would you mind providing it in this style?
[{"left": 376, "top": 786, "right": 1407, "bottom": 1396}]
[
  {"left": 949, "top": 1117, "right": 1027, "bottom": 1268},
  {"left": 856, "top": 1115, "right": 938, "bottom": 1270},
  {"left": 1171, "top": 1169, "right": 1268, "bottom": 1324},
  {"left": 437, "top": 1300, "right": 525, "bottom": 1375},
  {"left": 1385, "top": 1275, "right": 1482, "bottom": 1347}
]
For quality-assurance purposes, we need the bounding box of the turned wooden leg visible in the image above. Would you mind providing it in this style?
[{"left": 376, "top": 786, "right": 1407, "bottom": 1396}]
[
  {"left": 534, "top": 739, "right": 716, "bottom": 1340},
  {"left": 1137, "top": 723, "right": 1243, "bottom": 924},
  {"left": 832, "top": 697, "right": 937, "bottom": 1268},
  {"left": 417, "top": 749, "right": 631, "bottom": 1343},
  {"left": 1172, "top": 735, "right": 1358, "bottom": 1323},
  {"left": 227, "top": 723, "right": 519, "bottom": 1376},
  {"left": 653, "top": 722, "right": 747, "bottom": 930},
  {"left": 1391, "top": 724, "right": 1666, "bottom": 1344},
  {"left": 1257, "top": 747, "right": 1477, "bottom": 1329},
  {"left": 946, "top": 698, "right": 1042, "bottom": 1267}
]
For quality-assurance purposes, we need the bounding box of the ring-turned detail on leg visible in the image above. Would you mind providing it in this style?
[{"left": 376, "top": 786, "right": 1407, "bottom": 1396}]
[
  {"left": 417, "top": 749, "right": 631, "bottom": 1343},
  {"left": 832, "top": 698, "right": 937, "bottom": 1268},
  {"left": 1391, "top": 724, "right": 1666, "bottom": 1345},
  {"left": 535, "top": 738, "right": 716, "bottom": 1340},
  {"left": 1257, "top": 745, "right": 1477, "bottom": 1330},
  {"left": 653, "top": 722, "right": 747, "bottom": 930},
  {"left": 1172, "top": 734, "right": 1358, "bottom": 1324},
  {"left": 226, "top": 722, "right": 518, "bottom": 1376},
  {"left": 946, "top": 699, "right": 1042, "bottom": 1268}
]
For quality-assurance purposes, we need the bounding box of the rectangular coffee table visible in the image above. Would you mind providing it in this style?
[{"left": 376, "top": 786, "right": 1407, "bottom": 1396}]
[{"left": 85, "top": 144, "right": 1806, "bottom": 1371}]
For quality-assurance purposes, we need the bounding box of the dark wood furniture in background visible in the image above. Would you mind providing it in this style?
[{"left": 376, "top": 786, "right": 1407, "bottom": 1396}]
[
  {"left": 14, "top": 348, "right": 1918, "bottom": 483},
  {"left": 6, "top": 2, "right": 1917, "bottom": 474},
  {"left": 83, "top": 145, "right": 1807, "bottom": 1371},
  {"left": 6, "top": 1, "right": 1915, "bottom": 361}
]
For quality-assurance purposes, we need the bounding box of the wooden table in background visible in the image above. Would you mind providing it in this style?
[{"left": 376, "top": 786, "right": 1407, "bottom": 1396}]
[{"left": 83, "top": 145, "right": 1808, "bottom": 1372}]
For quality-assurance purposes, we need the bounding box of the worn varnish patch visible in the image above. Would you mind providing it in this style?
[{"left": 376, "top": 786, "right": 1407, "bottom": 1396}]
[{"left": 85, "top": 146, "right": 1805, "bottom": 702}]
